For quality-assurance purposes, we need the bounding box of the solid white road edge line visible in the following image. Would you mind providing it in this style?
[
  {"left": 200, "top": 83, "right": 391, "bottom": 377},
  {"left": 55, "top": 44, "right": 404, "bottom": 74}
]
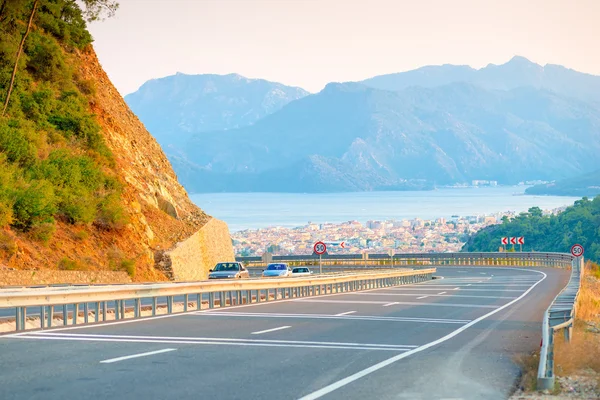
[
  {"left": 382, "top": 302, "right": 399, "bottom": 307},
  {"left": 11, "top": 335, "right": 413, "bottom": 352},
  {"left": 23, "top": 332, "right": 420, "bottom": 348},
  {"left": 251, "top": 326, "right": 291, "bottom": 335},
  {"left": 296, "top": 269, "right": 547, "bottom": 400},
  {"left": 416, "top": 296, "right": 429, "bottom": 300},
  {"left": 99, "top": 348, "right": 176, "bottom": 364}
]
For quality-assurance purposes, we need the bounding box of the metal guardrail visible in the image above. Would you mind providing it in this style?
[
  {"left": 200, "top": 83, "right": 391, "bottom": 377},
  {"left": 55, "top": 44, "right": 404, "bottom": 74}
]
[
  {"left": 537, "top": 256, "right": 584, "bottom": 390},
  {"left": 2, "top": 268, "right": 435, "bottom": 332},
  {"left": 238, "top": 252, "right": 574, "bottom": 268}
]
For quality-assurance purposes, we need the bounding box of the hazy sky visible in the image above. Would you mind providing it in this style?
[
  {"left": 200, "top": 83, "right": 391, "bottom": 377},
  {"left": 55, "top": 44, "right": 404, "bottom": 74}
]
[{"left": 88, "top": 0, "right": 600, "bottom": 96}]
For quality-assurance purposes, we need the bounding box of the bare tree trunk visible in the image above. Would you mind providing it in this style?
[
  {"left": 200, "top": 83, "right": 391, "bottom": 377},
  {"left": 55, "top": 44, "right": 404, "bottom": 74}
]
[
  {"left": 0, "top": 0, "right": 7, "bottom": 21},
  {"left": 2, "top": 0, "right": 37, "bottom": 117}
]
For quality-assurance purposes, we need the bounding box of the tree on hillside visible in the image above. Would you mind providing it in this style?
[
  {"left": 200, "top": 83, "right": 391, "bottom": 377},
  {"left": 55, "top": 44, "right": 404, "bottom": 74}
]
[
  {"left": 462, "top": 196, "right": 600, "bottom": 261},
  {"left": 1, "top": 0, "right": 37, "bottom": 116},
  {"left": 1, "top": 0, "right": 119, "bottom": 116}
]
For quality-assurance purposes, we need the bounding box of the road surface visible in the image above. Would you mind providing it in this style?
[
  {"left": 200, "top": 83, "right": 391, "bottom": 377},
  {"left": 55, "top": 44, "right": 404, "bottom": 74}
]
[{"left": 0, "top": 267, "right": 569, "bottom": 400}]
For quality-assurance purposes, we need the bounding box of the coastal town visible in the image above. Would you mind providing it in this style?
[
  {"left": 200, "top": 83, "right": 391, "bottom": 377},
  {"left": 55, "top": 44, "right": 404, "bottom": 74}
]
[{"left": 231, "top": 207, "right": 567, "bottom": 257}]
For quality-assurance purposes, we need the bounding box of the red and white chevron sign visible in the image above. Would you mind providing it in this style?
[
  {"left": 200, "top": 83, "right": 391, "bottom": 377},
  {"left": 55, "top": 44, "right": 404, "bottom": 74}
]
[
  {"left": 510, "top": 237, "right": 517, "bottom": 245},
  {"left": 501, "top": 237, "right": 508, "bottom": 245},
  {"left": 518, "top": 237, "right": 524, "bottom": 245}
]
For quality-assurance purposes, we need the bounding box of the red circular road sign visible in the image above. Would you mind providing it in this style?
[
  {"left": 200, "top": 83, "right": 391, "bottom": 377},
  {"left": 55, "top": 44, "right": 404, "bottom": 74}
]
[
  {"left": 314, "top": 241, "right": 327, "bottom": 255},
  {"left": 571, "top": 244, "right": 584, "bottom": 257}
]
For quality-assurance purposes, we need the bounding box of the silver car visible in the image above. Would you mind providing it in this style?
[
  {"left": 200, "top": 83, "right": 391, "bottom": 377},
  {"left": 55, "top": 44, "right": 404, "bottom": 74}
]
[{"left": 208, "top": 262, "right": 249, "bottom": 279}]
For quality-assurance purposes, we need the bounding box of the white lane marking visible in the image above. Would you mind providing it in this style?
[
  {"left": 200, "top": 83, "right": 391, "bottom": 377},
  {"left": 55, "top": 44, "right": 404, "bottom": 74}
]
[
  {"left": 335, "top": 311, "right": 356, "bottom": 316},
  {"left": 382, "top": 302, "right": 399, "bottom": 307},
  {"left": 416, "top": 296, "right": 429, "bottom": 300},
  {"left": 466, "top": 284, "right": 471, "bottom": 286},
  {"left": 293, "top": 299, "right": 498, "bottom": 309},
  {"left": 17, "top": 332, "right": 416, "bottom": 351},
  {"left": 437, "top": 292, "right": 447, "bottom": 295},
  {"left": 453, "top": 288, "right": 460, "bottom": 290},
  {"left": 100, "top": 348, "right": 176, "bottom": 364},
  {"left": 297, "top": 269, "right": 547, "bottom": 400},
  {"left": 194, "top": 311, "right": 470, "bottom": 324},
  {"left": 354, "top": 293, "right": 516, "bottom": 300},
  {"left": 251, "top": 326, "right": 290, "bottom": 335}
]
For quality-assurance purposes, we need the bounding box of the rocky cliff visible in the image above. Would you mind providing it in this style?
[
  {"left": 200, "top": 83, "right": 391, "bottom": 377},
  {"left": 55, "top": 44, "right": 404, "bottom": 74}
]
[{"left": 0, "top": 3, "right": 234, "bottom": 283}]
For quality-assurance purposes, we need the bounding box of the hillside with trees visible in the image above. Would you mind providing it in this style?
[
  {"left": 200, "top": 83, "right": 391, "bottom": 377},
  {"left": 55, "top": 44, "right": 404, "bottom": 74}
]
[
  {"left": 0, "top": 0, "right": 231, "bottom": 282},
  {"left": 462, "top": 196, "right": 600, "bottom": 261}
]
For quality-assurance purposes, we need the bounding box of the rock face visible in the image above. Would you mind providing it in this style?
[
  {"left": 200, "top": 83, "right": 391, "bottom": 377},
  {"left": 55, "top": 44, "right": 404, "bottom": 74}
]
[{"left": 71, "top": 48, "right": 235, "bottom": 281}]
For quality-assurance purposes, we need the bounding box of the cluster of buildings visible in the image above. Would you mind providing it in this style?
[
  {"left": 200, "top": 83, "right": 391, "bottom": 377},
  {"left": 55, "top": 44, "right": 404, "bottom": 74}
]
[{"left": 232, "top": 213, "right": 513, "bottom": 257}]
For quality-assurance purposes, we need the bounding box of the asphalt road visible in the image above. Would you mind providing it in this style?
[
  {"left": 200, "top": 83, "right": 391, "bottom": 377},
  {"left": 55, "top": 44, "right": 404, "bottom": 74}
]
[{"left": 0, "top": 266, "right": 569, "bottom": 400}]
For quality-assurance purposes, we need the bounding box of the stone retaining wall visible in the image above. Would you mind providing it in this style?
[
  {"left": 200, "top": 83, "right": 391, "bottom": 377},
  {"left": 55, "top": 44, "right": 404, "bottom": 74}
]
[
  {"left": 158, "top": 218, "right": 235, "bottom": 281},
  {"left": 0, "top": 269, "right": 131, "bottom": 286}
]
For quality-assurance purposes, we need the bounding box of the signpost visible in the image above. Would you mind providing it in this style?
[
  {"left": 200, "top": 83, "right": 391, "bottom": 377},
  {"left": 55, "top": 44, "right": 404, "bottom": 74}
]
[
  {"left": 388, "top": 249, "right": 395, "bottom": 267},
  {"left": 518, "top": 236, "right": 524, "bottom": 252},
  {"left": 571, "top": 244, "right": 584, "bottom": 258},
  {"left": 314, "top": 241, "right": 327, "bottom": 274}
]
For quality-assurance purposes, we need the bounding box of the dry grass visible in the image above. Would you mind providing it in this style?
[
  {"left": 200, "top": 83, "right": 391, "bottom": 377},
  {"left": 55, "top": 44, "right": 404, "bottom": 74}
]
[
  {"left": 514, "top": 351, "right": 542, "bottom": 392},
  {"left": 553, "top": 261, "right": 600, "bottom": 376},
  {"left": 574, "top": 261, "right": 600, "bottom": 323}
]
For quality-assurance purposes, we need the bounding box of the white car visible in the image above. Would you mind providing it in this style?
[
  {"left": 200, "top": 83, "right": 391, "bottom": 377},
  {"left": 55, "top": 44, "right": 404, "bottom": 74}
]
[{"left": 291, "top": 267, "right": 313, "bottom": 276}]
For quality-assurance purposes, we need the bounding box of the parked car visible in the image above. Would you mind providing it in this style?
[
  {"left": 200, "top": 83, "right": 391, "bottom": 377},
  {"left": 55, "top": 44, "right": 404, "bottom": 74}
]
[
  {"left": 262, "top": 263, "right": 292, "bottom": 278},
  {"left": 208, "top": 262, "right": 249, "bottom": 279},
  {"left": 291, "top": 267, "right": 313, "bottom": 276}
]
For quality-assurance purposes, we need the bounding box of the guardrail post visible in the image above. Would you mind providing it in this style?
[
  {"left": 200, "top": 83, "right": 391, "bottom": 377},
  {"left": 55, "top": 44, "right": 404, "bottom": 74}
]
[
  {"left": 151, "top": 297, "right": 157, "bottom": 316},
  {"left": 94, "top": 302, "right": 99, "bottom": 323},
  {"left": 210, "top": 293, "right": 216, "bottom": 309},
  {"left": 48, "top": 306, "right": 54, "bottom": 328},
  {"left": 114, "top": 300, "right": 119, "bottom": 320},
  {"left": 197, "top": 293, "right": 202, "bottom": 310},
  {"left": 62, "top": 304, "right": 68, "bottom": 325},
  {"left": 73, "top": 304, "right": 79, "bottom": 325},
  {"left": 84, "top": 303, "right": 89, "bottom": 324},
  {"left": 15, "top": 307, "right": 22, "bottom": 331},
  {"left": 134, "top": 298, "right": 141, "bottom": 318},
  {"left": 167, "top": 296, "right": 173, "bottom": 314},
  {"left": 40, "top": 306, "right": 46, "bottom": 329},
  {"left": 184, "top": 294, "right": 189, "bottom": 312}
]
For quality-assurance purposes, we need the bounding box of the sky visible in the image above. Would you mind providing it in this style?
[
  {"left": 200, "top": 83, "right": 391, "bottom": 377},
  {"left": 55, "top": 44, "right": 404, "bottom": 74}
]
[{"left": 87, "top": 0, "right": 600, "bottom": 96}]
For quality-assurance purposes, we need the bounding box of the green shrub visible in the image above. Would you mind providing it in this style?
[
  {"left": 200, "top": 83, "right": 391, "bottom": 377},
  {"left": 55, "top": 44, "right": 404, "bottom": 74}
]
[
  {"left": 12, "top": 180, "right": 57, "bottom": 230},
  {"left": 0, "top": 122, "right": 37, "bottom": 166},
  {"left": 73, "top": 229, "right": 89, "bottom": 241},
  {"left": 96, "top": 194, "right": 128, "bottom": 230},
  {"left": 58, "top": 257, "right": 84, "bottom": 271},
  {"left": 0, "top": 231, "right": 17, "bottom": 256},
  {"left": 27, "top": 221, "right": 56, "bottom": 244},
  {"left": 120, "top": 259, "right": 136, "bottom": 277}
]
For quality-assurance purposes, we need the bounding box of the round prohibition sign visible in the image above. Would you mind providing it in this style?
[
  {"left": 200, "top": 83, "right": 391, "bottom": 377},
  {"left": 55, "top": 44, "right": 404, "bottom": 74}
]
[
  {"left": 571, "top": 244, "right": 584, "bottom": 257},
  {"left": 314, "top": 241, "right": 327, "bottom": 255}
]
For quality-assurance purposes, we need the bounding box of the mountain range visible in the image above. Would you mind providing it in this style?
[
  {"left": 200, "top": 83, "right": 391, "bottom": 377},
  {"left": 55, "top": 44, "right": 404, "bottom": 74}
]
[{"left": 125, "top": 57, "right": 600, "bottom": 193}]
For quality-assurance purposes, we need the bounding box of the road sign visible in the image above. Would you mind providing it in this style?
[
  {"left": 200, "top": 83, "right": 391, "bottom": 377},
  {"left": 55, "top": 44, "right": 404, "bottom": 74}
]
[
  {"left": 340, "top": 241, "right": 345, "bottom": 249},
  {"left": 314, "top": 241, "right": 327, "bottom": 255},
  {"left": 510, "top": 237, "right": 517, "bottom": 245},
  {"left": 518, "top": 237, "right": 524, "bottom": 245},
  {"left": 571, "top": 244, "right": 584, "bottom": 257},
  {"left": 501, "top": 237, "right": 508, "bottom": 245}
]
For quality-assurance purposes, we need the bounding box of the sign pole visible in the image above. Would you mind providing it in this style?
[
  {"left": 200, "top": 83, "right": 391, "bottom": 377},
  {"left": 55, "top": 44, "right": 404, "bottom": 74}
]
[{"left": 319, "top": 254, "right": 322, "bottom": 274}]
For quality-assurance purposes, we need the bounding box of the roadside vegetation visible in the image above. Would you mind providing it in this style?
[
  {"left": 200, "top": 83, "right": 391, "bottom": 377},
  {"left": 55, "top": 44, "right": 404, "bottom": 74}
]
[
  {"left": 511, "top": 261, "right": 600, "bottom": 399},
  {"left": 0, "top": 0, "right": 124, "bottom": 246},
  {"left": 463, "top": 197, "right": 600, "bottom": 262}
]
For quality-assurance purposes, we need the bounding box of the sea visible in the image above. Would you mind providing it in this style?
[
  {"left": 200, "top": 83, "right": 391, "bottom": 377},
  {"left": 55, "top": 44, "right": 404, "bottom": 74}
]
[{"left": 189, "top": 186, "right": 581, "bottom": 232}]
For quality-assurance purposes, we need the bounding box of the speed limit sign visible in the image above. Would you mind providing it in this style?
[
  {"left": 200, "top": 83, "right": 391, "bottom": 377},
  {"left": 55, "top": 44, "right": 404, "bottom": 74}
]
[
  {"left": 314, "top": 241, "right": 327, "bottom": 255},
  {"left": 571, "top": 244, "right": 584, "bottom": 257}
]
